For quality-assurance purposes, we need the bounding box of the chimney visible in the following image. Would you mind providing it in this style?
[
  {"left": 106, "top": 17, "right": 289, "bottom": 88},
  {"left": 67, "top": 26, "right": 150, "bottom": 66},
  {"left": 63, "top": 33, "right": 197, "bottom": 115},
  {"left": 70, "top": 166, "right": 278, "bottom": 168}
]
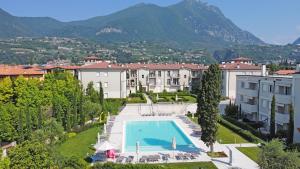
[{"left": 261, "top": 64, "right": 266, "bottom": 76}]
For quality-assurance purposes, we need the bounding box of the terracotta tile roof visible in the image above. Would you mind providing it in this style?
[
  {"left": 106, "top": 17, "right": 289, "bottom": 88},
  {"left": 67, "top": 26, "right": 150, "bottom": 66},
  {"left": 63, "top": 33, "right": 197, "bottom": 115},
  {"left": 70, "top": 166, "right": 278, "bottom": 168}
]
[
  {"left": 274, "top": 70, "right": 296, "bottom": 75},
  {"left": 80, "top": 62, "right": 207, "bottom": 70},
  {"left": 80, "top": 62, "right": 125, "bottom": 69},
  {"left": 42, "top": 65, "right": 80, "bottom": 70},
  {"left": 0, "top": 65, "right": 44, "bottom": 76},
  {"left": 219, "top": 63, "right": 261, "bottom": 70}
]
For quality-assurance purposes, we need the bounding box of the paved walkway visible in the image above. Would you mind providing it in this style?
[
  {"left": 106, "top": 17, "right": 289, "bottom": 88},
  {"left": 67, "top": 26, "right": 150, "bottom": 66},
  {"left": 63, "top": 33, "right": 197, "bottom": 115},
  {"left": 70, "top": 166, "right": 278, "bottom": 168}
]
[
  {"left": 106, "top": 102, "right": 258, "bottom": 169},
  {"left": 143, "top": 93, "right": 152, "bottom": 104}
]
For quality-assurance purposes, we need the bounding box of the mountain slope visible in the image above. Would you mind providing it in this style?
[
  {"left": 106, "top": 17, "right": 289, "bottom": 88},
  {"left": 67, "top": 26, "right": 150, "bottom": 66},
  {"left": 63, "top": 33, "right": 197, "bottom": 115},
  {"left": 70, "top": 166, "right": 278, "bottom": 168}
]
[
  {"left": 294, "top": 37, "right": 300, "bottom": 45},
  {"left": 0, "top": 0, "right": 264, "bottom": 49}
]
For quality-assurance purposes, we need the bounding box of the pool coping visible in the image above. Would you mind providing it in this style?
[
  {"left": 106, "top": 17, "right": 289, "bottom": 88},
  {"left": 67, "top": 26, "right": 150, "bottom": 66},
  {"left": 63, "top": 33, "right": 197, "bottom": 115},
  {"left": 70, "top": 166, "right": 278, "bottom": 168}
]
[{"left": 121, "top": 119, "right": 199, "bottom": 153}]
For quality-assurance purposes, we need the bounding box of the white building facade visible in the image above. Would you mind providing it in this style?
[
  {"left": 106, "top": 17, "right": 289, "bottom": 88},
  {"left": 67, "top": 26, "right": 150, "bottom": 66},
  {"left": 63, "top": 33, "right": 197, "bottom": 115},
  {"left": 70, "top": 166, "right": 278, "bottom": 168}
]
[{"left": 236, "top": 72, "right": 300, "bottom": 143}]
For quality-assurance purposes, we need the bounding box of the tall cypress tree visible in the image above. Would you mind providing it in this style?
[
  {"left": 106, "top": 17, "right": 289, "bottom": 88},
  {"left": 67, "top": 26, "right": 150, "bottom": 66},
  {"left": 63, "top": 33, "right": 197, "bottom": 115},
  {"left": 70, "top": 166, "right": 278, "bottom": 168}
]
[
  {"left": 79, "top": 86, "right": 85, "bottom": 126},
  {"left": 287, "top": 104, "right": 294, "bottom": 144},
  {"left": 270, "top": 95, "right": 276, "bottom": 138},
  {"left": 99, "top": 82, "right": 104, "bottom": 105},
  {"left": 197, "top": 64, "right": 221, "bottom": 152}
]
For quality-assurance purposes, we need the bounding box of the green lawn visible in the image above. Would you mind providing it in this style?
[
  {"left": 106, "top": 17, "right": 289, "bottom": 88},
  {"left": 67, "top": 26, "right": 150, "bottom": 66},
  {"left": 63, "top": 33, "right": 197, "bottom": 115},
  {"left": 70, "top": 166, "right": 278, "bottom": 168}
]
[
  {"left": 188, "top": 116, "right": 248, "bottom": 144},
  {"left": 237, "top": 147, "right": 260, "bottom": 162},
  {"left": 55, "top": 125, "right": 100, "bottom": 159},
  {"left": 156, "top": 162, "right": 217, "bottom": 169},
  {"left": 217, "top": 124, "right": 248, "bottom": 144}
]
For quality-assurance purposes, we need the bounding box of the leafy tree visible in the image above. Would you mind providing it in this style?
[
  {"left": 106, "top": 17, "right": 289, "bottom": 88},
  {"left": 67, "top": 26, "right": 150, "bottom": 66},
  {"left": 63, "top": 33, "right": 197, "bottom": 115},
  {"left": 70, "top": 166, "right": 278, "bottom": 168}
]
[
  {"left": 83, "top": 100, "right": 102, "bottom": 121},
  {"left": 0, "top": 77, "right": 13, "bottom": 103},
  {"left": 54, "top": 156, "right": 87, "bottom": 169},
  {"left": 197, "top": 64, "right": 221, "bottom": 152},
  {"left": 259, "top": 139, "right": 300, "bottom": 169},
  {"left": 86, "top": 82, "right": 99, "bottom": 103},
  {"left": 31, "top": 118, "right": 65, "bottom": 145},
  {"left": 270, "top": 95, "right": 276, "bottom": 138},
  {"left": 8, "top": 141, "right": 54, "bottom": 169},
  {"left": 0, "top": 104, "right": 16, "bottom": 142},
  {"left": 138, "top": 81, "right": 143, "bottom": 93},
  {"left": 17, "top": 110, "right": 24, "bottom": 143},
  {"left": 0, "top": 157, "right": 10, "bottom": 169},
  {"left": 224, "top": 100, "right": 239, "bottom": 119},
  {"left": 287, "top": 104, "right": 294, "bottom": 144}
]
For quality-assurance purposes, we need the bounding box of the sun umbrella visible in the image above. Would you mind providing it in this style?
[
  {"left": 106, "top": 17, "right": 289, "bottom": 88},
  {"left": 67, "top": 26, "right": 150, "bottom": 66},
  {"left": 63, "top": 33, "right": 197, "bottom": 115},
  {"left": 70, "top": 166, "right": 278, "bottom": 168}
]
[
  {"left": 95, "top": 141, "right": 115, "bottom": 152},
  {"left": 172, "top": 137, "right": 176, "bottom": 158},
  {"left": 103, "top": 123, "right": 107, "bottom": 134},
  {"left": 136, "top": 141, "right": 140, "bottom": 163},
  {"left": 107, "top": 112, "right": 110, "bottom": 122},
  {"left": 97, "top": 132, "right": 101, "bottom": 144}
]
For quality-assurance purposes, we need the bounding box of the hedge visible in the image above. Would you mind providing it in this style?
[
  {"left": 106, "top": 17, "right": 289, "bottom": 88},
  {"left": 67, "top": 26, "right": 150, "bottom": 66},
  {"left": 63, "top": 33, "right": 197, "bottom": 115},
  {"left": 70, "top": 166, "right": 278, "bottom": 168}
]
[
  {"left": 127, "top": 93, "right": 147, "bottom": 103},
  {"left": 219, "top": 117, "right": 264, "bottom": 143},
  {"left": 222, "top": 116, "right": 269, "bottom": 141}
]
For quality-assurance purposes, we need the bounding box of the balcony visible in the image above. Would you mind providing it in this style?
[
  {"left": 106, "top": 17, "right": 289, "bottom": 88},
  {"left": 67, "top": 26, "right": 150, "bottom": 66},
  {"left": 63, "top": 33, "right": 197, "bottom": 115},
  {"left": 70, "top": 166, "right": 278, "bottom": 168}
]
[
  {"left": 276, "top": 112, "right": 289, "bottom": 124},
  {"left": 241, "top": 102, "right": 258, "bottom": 113},
  {"left": 149, "top": 74, "right": 156, "bottom": 78}
]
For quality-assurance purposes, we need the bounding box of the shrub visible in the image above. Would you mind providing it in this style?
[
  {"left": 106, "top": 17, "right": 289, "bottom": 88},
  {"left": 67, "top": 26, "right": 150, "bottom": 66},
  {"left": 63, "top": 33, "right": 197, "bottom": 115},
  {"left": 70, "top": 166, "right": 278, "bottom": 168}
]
[
  {"left": 67, "top": 132, "right": 77, "bottom": 138},
  {"left": 219, "top": 117, "right": 264, "bottom": 143},
  {"left": 222, "top": 116, "right": 269, "bottom": 141}
]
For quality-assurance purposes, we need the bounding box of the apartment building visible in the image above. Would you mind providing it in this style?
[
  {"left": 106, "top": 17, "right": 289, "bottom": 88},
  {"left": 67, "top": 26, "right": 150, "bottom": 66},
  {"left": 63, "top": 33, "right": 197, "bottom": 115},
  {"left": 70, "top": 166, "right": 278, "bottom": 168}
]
[
  {"left": 125, "top": 63, "right": 206, "bottom": 94},
  {"left": 78, "top": 62, "right": 127, "bottom": 98},
  {"left": 236, "top": 67, "right": 300, "bottom": 143},
  {"left": 220, "top": 60, "right": 263, "bottom": 99}
]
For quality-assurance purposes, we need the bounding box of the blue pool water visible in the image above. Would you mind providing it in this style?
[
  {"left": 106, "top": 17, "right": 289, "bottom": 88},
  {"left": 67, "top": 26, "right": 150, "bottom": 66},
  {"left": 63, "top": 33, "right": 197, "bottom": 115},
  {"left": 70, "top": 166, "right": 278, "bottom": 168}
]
[{"left": 125, "top": 120, "right": 196, "bottom": 152}]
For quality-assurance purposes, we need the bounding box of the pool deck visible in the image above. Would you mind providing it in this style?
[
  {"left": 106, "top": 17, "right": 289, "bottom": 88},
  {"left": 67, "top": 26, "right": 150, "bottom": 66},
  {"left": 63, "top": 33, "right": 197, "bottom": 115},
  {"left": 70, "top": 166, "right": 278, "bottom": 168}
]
[{"left": 106, "top": 103, "right": 259, "bottom": 169}]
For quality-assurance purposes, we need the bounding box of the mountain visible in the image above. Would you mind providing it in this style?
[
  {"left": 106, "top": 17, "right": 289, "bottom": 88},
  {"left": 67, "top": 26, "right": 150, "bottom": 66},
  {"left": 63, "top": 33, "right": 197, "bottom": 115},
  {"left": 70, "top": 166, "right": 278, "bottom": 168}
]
[
  {"left": 0, "top": 0, "right": 264, "bottom": 49},
  {"left": 294, "top": 37, "right": 300, "bottom": 45}
]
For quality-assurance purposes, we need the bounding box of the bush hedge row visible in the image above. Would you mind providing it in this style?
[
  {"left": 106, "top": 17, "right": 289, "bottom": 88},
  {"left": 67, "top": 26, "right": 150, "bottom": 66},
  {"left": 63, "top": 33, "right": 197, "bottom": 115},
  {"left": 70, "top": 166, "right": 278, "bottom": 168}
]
[
  {"left": 219, "top": 117, "right": 264, "bottom": 143},
  {"left": 222, "top": 116, "right": 269, "bottom": 141}
]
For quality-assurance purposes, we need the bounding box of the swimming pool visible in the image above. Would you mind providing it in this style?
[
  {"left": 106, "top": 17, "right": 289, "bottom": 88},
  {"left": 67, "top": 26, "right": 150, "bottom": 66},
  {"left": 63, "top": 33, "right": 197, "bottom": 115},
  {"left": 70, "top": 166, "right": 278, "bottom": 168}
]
[{"left": 124, "top": 120, "right": 196, "bottom": 152}]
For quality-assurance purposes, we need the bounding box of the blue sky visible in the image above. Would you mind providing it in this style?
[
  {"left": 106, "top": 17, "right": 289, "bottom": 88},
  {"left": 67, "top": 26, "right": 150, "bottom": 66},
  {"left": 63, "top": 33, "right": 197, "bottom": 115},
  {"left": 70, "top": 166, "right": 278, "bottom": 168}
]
[{"left": 0, "top": 0, "right": 299, "bottom": 45}]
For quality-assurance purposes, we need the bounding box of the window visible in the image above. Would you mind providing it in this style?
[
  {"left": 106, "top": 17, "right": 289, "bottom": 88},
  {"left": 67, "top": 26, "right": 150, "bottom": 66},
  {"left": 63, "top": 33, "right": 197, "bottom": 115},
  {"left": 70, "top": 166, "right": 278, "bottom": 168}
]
[
  {"left": 96, "top": 82, "right": 100, "bottom": 88},
  {"left": 286, "top": 87, "right": 292, "bottom": 95},
  {"left": 167, "top": 79, "right": 171, "bottom": 85},
  {"left": 142, "top": 75, "right": 144, "bottom": 78},
  {"left": 184, "top": 75, "right": 187, "bottom": 78},
  {"left": 96, "top": 72, "right": 100, "bottom": 77},
  {"left": 104, "top": 82, "right": 108, "bottom": 88},
  {"left": 158, "top": 71, "right": 161, "bottom": 77},
  {"left": 269, "top": 85, "right": 273, "bottom": 93},
  {"left": 167, "top": 71, "right": 171, "bottom": 76},
  {"left": 240, "top": 95, "right": 244, "bottom": 102}
]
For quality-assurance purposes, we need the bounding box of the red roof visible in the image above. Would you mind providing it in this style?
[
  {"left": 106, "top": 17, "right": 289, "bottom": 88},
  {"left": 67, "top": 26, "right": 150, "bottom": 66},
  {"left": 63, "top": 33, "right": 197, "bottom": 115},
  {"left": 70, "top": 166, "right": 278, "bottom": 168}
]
[
  {"left": 42, "top": 65, "right": 80, "bottom": 70},
  {"left": 81, "top": 62, "right": 207, "bottom": 70},
  {"left": 125, "top": 63, "right": 206, "bottom": 70},
  {"left": 80, "top": 62, "right": 125, "bottom": 69},
  {"left": 81, "top": 62, "right": 260, "bottom": 71},
  {"left": 220, "top": 63, "right": 261, "bottom": 70},
  {"left": 274, "top": 70, "right": 296, "bottom": 75},
  {"left": 0, "top": 65, "right": 44, "bottom": 76}
]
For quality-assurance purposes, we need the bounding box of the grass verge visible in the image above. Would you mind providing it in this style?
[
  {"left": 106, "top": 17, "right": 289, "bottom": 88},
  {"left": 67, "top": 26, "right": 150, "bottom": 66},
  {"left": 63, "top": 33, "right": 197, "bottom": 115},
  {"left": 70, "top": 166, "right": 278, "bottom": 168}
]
[{"left": 237, "top": 147, "right": 260, "bottom": 163}]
